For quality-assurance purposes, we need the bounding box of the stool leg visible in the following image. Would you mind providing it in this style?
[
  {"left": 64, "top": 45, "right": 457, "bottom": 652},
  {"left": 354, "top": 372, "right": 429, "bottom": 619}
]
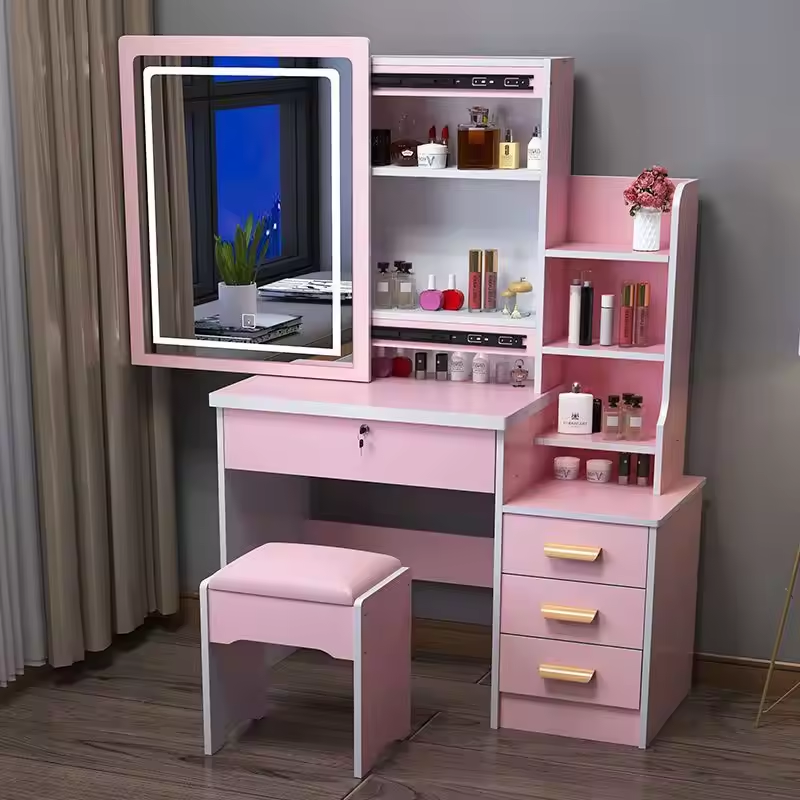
[
  {"left": 353, "top": 568, "right": 412, "bottom": 779},
  {"left": 201, "top": 580, "right": 271, "bottom": 754}
]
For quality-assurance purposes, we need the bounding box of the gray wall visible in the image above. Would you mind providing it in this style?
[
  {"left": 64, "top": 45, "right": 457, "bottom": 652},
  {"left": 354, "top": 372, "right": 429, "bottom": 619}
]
[{"left": 160, "top": 0, "right": 800, "bottom": 661}]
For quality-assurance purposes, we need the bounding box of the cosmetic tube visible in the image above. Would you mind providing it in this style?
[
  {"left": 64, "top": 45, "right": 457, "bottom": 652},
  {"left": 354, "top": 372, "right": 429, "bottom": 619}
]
[
  {"left": 483, "top": 249, "right": 498, "bottom": 311},
  {"left": 633, "top": 281, "right": 651, "bottom": 346},
  {"left": 618, "top": 283, "right": 634, "bottom": 347},
  {"left": 468, "top": 250, "right": 483, "bottom": 311}
]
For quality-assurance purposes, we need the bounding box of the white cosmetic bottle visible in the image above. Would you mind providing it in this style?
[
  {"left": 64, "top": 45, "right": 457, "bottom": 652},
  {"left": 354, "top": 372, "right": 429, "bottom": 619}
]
[
  {"left": 526, "top": 126, "right": 543, "bottom": 170},
  {"left": 568, "top": 279, "right": 582, "bottom": 345},
  {"left": 599, "top": 294, "right": 615, "bottom": 346},
  {"left": 471, "top": 352, "right": 490, "bottom": 384},
  {"left": 557, "top": 382, "right": 594, "bottom": 434},
  {"left": 450, "top": 351, "right": 470, "bottom": 382}
]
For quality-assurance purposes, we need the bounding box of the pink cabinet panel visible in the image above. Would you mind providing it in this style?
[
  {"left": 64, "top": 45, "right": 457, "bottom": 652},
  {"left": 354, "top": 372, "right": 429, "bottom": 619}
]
[
  {"left": 223, "top": 410, "right": 496, "bottom": 493},
  {"left": 500, "top": 575, "right": 645, "bottom": 650},
  {"left": 502, "top": 514, "right": 648, "bottom": 587},
  {"left": 499, "top": 634, "right": 642, "bottom": 710}
]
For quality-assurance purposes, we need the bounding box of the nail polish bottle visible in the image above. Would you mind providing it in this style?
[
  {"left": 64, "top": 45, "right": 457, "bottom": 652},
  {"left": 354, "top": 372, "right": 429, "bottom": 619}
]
[
  {"left": 592, "top": 398, "right": 603, "bottom": 433},
  {"left": 442, "top": 274, "right": 464, "bottom": 311},
  {"left": 419, "top": 275, "right": 444, "bottom": 311},
  {"left": 633, "top": 281, "right": 651, "bottom": 346},
  {"left": 450, "top": 350, "right": 470, "bottom": 382},
  {"left": 435, "top": 352, "right": 449, "bottom": 381},
  {"left": 468, "top": 249, "right": 483, "bottom": 312},
  {"left": 618, "top": 453, "right": 632, "bottom": 485},
  {"left": 472, "top": 352, "right": 490, "bottom": 383},
  {"left": 414, "top": 352, "right": 428, "bottom": 380},
  {"left": 392, "top": 348, "right": 413, "bottom": 378},
  {"left": 483, "top": 249, "right": 498, "bottom": 311},
  {"left": 371, "top": 346, "right": 393, "bottom": 378},
  {"left": 637, "top": 454, "right": 651, "bottom": 487},
  {"left": 603, "top": 395, "right": 622, "bottom": 440}
]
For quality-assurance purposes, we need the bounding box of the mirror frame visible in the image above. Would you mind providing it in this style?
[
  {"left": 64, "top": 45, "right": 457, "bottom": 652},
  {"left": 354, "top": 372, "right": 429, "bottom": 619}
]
[{"left": 118, "top": 35, "right": 371, "bottom": 381}]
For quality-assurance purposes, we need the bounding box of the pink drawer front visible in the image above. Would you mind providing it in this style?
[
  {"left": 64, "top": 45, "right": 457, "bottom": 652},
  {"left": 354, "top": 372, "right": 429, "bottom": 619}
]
[
  {"left": 502, "top": 515, "right": 648, "bottom": 587},
  {"left": 223, "top": 410, "right": 496, "bottom": 493},
  {"left": 500, "top": 575, "right": 645, "bottom": 650},
  {"left": 499, "top": 634, "right": 642, "bottom": 710}
]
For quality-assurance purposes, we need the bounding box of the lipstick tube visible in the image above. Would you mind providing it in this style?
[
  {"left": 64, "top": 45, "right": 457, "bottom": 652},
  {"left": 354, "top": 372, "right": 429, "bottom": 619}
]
[
  {"left": 633, "top": 281, "right": 651, "bottom": 347},
  {"left": 483, "top": 249, "right": 498, "bottom": 311},
  {"left": 618, "top": 282, "right": 634, "bottom": 347},
  {"left": 468, "top": 249, "right": 483, "bottom": 312}
]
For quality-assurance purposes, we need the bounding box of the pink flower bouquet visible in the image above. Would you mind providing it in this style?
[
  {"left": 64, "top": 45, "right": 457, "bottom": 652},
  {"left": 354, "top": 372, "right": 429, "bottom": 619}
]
[{"left": 623, "top": 166, "right": 675, "bottom": 216}]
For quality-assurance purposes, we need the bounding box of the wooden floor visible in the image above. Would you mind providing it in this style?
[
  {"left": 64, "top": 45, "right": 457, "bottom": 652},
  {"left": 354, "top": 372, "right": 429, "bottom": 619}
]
[{"left": 1, "top": 623, "right": 799, "bottom": 800}]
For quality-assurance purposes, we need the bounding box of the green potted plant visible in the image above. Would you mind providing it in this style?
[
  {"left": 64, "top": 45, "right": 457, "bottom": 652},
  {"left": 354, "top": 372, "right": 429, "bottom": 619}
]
[{"left": 214, "top": 214, "right": 269, "bottom": 328}]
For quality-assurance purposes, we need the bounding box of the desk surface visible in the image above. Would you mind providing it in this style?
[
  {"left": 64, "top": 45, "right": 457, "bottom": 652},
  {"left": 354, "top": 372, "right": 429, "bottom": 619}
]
[{"left": 210, "top": 375, "right": 551, "bottom": 430}]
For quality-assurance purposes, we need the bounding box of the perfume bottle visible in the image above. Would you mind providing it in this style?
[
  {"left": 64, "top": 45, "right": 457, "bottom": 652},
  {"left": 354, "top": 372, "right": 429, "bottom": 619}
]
[
  {"left": 633, "top": 282, "right": 651, "bottom": 346},
  {"left": 457, "top": 106, "right": 500, "bottom": 170},
  {"left": 526, "top": 125, "right": 543, "bottom": 170},
  {"left": 626, "top": 395, "right": 644, "bottom": 440},
  {"left": 371, "top": 347, "right": 393, "bottom": 378},
  {"left": 391, "top": 114, "right": 420, "bottom": 166},
  {"left": 450, "top": 351, "right": 469, "bottom": 382},
  {"left": 419, "top": 275, "right": 444, "bottom": 311},
  {"left": 498, "top": 128, "right": 519, "bottom": 169},
  {"left": 483, "top": 249, "right": 498, "bottom": 311},
  {"left": 603, "top": 395, "right": 622, "bottom": 440},
  {"left": 472, "top": 352, "right": 490, "bottom": 384},
  {"left": 442, "top": 274, "right": 464, "bottom": 310},
  {"left": 392, "top": 349, "right": 413, "bottom": 378},
  {"left": 557, "top": 382, "right": 593, "bottom": 434},
  {"left": 395, "top": 262, "right": 416, "bottom": 309},
  {"left": 373, "top": 262, "right": 393, "bottom": 310}
]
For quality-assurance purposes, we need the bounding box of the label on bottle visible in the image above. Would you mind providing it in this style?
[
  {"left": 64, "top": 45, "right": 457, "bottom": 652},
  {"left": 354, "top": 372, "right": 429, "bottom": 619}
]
[
  {"left": 605, "top": 415, "right": 619, "bottom": 426},
  {"left": 630, "top": 417, "right": 642, "bottom": 428},
  {"left": 377, "top": 281, "right": 389, "bottom": 292},
  {"left": 400, "top": 282, "right": 412, "bottom": 292}
]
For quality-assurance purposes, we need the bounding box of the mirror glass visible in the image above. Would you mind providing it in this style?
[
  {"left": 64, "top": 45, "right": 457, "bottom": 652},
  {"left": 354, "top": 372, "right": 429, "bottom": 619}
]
[{"left": 133, "top": 55, "right": 353, "bottom": 363}]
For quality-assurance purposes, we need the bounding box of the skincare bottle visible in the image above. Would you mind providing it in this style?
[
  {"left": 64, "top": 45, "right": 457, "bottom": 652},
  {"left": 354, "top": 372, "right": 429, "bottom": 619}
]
[
  {"left": 568, "top": 278, "right": 582, "bottom": 345},
  {"left": 618, "top": 453, "right": 632, "bottom": 485},
  {"left": 526, "top": 125, "right": 543, "bottom": 170},
  {"left": 618, "top": 283, "right": 634, "bottom": 347},
  {"left": 472, "top": 352, "right": 490, "bottom": 383},
  {"left": 557, "top": 382, "right": 593, "bottom": 434},
  {"left": 414, "top": 352, "right": 428, "bottom": 380},
  {"left": 395, "top": 262, "right": 417, "bottom": 310},
  {"left": 442, "top": 274, "right": 464, "bottom": 311},
  {"left": 592, "top": 398, "right": 603, "bottom": 433},
  {"left": 483, "top": 249, "right": 498, "bottom": 311},
  {"left": 499, "top": 129, "right": 520, "bottom": 169},
  {"left": 374, "top": 262, "right": 393, "bottom": 310},
  {"left": 435, "top": 352, "right": 449, "bottom": 381},
  {"left": 603, "top": 395, "right": 622, "bottom": 440},
  {"left": 626, "top": 395, "right": 644, "bottom": 440},
  {"left": 600, "top": 294, "right": 615, "bottom": 346},
  {"left": 579, "top": 276, "right": 594, "bottom": 346},
  {"left": 419, "top": 275, "right": 444, "bottom": 311},
  {"left": 371, "top": 346, "right": 393, "bottom": 378},
  {"left": 468, "top": 249, "right": 483, "bottom": 311},
  {"left": 633, "top": 281, "right": 651, "bottom": 346},
  {"left": 392, "top": 349, "right": 413, "bottom": 378},
  {"left": 449, "top": 351, "right": 470, "bottom": 382},
  {"left": 637, "top": 454, "right": 651, "bottom": 487}
]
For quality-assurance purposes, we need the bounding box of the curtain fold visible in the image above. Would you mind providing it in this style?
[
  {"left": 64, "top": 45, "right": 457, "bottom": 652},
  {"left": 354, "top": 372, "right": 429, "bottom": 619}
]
[
  {"left": 0, "top": 0, "right": 48, "bottom": 688},
  {"left": 9, "top": 0, "right": 179, "bottom": 668}
]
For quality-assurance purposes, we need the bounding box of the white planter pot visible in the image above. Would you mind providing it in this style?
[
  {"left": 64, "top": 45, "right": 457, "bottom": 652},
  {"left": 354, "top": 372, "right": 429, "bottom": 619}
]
[
  {"left": 632, "top": 208, "right": 662, "bottom": 252},
  {"left": 218, "top": 282, "right": 257, "bottom": 328}
]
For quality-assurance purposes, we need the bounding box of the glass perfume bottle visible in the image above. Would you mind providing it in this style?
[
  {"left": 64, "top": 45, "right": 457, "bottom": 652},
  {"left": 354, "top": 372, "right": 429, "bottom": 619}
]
[
  {"left": 373, "top": 262, "right": 393, "bottom": 310},
  {"left": 625, "top": 395, "right": 644, "bottom": 440},
  {"left": 395, "top": 262, "right": 417, "bottom": 309},
  {"left": 391, "top": 114, "right": 420, "bottom": 167},
  {"left": 371, "top": 347, "right": 393, "bottom": 378},
  {"left": 602, "top": 395, "right": 622, "bottom": 440},
  {"left": 457, "top": 106, "right": 500, "bottom": 170}
]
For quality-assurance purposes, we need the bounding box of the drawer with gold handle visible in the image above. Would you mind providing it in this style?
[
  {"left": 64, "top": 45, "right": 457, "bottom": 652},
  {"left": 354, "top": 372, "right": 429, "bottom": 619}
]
[
  {"left": 543, "top": 543, "right": 601, "bottom": 562},
  {"left": 501, "top": 574, "right": 645, "bottom": 649},
  {"left": 538, "top": 663, "right": 596, "bottom": 683},
  {"left": 540, "top": 604, "right": 598, "bottom": 625}
]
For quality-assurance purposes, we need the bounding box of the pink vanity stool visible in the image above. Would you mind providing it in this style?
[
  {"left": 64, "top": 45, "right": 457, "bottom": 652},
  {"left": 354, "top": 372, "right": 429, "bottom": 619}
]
[{"left": 199, "top": 542, "right": 411, "bottom": 778}]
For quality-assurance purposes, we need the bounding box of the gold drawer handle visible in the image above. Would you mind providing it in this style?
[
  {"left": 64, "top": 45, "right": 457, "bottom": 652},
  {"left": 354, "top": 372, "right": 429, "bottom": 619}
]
[
  {"left": 543, "top": 543, "right": 602, "bottom": 562},
  {"left": 539, "top": 663, "right": 596, "bottom": 684},
  {"left": 541, "top": 604, "right": 598, "bottom": 624}
]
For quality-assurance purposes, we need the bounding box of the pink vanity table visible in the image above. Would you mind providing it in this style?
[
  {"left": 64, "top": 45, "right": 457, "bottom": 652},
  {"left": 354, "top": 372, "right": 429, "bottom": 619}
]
[{"left": 119, "top": 35, "right": 704, "bottom": 747}]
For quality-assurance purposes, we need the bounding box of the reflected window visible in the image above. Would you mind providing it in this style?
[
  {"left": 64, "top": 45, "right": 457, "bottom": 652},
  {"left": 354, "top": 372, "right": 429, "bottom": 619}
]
[{"left": 183, "top": 58, "right": 318, "bottom": 303}]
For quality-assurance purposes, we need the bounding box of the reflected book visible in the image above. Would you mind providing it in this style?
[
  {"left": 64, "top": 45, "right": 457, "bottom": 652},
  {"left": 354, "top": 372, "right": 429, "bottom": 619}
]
[
  {"left": 194, "top": 313, "right": 302, "bottom": 344},
  {"left": 258, "top": 277, "right": 353, "bottom": 303}
]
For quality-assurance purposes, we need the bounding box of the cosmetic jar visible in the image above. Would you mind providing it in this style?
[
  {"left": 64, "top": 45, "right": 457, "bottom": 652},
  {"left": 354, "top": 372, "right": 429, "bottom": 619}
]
[
  {"left": 553, "top": 455, "right": 580, "bottom": 481},
  {"left": 417, "top": 142, "right": 448, "bottom": 169},
  {"left": 586, "top": 458, "right": 612, "bottom": 483}
]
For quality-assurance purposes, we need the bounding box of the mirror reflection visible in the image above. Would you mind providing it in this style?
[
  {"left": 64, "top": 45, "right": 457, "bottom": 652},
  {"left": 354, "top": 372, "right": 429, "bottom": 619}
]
[{"left": 137, "top": 56, "right": 353, "bottom": 362}]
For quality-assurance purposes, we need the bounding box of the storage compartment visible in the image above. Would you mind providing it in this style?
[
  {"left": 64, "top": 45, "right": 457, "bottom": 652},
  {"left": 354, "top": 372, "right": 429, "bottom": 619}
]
[{"left": 500, "top": 574, "right": 645, "bottom": 649}]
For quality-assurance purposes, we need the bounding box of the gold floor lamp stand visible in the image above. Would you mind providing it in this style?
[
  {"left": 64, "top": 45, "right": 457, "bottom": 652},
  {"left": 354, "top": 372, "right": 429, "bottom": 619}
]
[{"left": 755, "top": 545, "right": 800, "bottom": 728}]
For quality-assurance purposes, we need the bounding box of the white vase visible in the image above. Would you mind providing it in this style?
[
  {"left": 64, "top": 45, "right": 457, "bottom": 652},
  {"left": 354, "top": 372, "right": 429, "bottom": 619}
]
[
  {"left": 632, "top": 208, "right": 662, "bottom": 252},
  {"left": 218, "top": 282, "right": 257, "bottom": 328}
]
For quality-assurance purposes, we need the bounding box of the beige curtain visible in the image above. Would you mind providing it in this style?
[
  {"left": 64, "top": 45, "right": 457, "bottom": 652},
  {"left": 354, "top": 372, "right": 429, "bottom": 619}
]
[{"left": 9, "top": 0, "right": 179, "bottom": 667}]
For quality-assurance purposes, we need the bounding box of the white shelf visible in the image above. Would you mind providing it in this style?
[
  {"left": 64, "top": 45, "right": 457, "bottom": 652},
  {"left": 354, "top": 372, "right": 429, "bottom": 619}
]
[
  {"left": 371, "top": 87, "right": 539, "bottom": 100},
  {"left": 534, "top": 430, "right": 657, "bottom": 454},
  {"left": 373, "top": 307, "right": 537, "bottom": 332},
  {"left": 545, "top": 243, "right": 670, "bottom": 262},
  {"left": 542, "top": 339, "right": 665, "bottom": 362},
  {"left": 372, "top": 165, "right": 542, "bottom": 182}
]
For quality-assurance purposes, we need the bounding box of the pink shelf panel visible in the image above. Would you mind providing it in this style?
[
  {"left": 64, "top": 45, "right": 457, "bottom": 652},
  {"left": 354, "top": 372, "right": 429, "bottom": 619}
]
[
  {"left": 542, "top": 340, "right": 665, "bottom": 362},
  {"left": 503, "top": 476, "right": 705, "bottom": 527},
  {"left": 534, "top": 430, "right": 657, "bottom": 454}
]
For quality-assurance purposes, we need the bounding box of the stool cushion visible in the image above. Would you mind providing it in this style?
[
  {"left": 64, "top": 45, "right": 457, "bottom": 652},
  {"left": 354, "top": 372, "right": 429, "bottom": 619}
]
[{"left": 208, "top": 543, "right": 402, "bottom": 606}]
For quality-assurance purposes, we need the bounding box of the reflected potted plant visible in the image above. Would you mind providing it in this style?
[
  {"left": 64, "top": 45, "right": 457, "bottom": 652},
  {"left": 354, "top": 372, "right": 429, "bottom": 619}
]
[
  {"left": 214, "top": 214, "right": 269, "bottom": 328},
  {"left": 624, "top": 166, "right": 676, "bottom": 252}
]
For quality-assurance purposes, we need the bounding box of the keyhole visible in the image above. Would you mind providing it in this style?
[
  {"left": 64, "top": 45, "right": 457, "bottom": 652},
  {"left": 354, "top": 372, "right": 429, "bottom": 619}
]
[{"left": 358, "top": 424, "right": 369, "bottom": 456}]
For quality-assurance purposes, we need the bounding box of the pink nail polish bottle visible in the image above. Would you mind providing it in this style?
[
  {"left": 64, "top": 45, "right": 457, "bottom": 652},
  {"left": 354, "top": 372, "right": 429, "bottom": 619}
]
[{"left": 419, "top": 275, "right": 443, "bottom": 311}]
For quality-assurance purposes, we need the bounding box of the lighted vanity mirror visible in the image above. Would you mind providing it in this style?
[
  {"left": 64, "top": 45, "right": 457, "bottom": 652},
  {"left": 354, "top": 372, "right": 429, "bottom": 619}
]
[{"left": 119, "top": 36, "right": 370, "bottom": 380}]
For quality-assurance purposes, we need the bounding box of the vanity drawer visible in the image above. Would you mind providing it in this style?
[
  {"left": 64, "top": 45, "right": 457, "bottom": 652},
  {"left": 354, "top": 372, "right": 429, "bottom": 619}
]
[
  {"left": 223, "top": 410, "right": 496, "bottom": 493},
  {"left": 502, "top": 515, "right": 648, "bottom": 587},
  {"left": 499, "top": 634, "right": 642, "bottom": 710},
  {"left": 500, "top": 575, "right": 645, "bottom": 650}
]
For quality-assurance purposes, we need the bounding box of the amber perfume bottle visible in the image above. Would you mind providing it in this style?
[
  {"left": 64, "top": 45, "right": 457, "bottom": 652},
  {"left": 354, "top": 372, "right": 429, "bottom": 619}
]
[
  {"left": 457, "top": 107, "right": 499, "bottom": 170},
  {"left": 391, "top": 114, "right": 420, "bottom": 167}
]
